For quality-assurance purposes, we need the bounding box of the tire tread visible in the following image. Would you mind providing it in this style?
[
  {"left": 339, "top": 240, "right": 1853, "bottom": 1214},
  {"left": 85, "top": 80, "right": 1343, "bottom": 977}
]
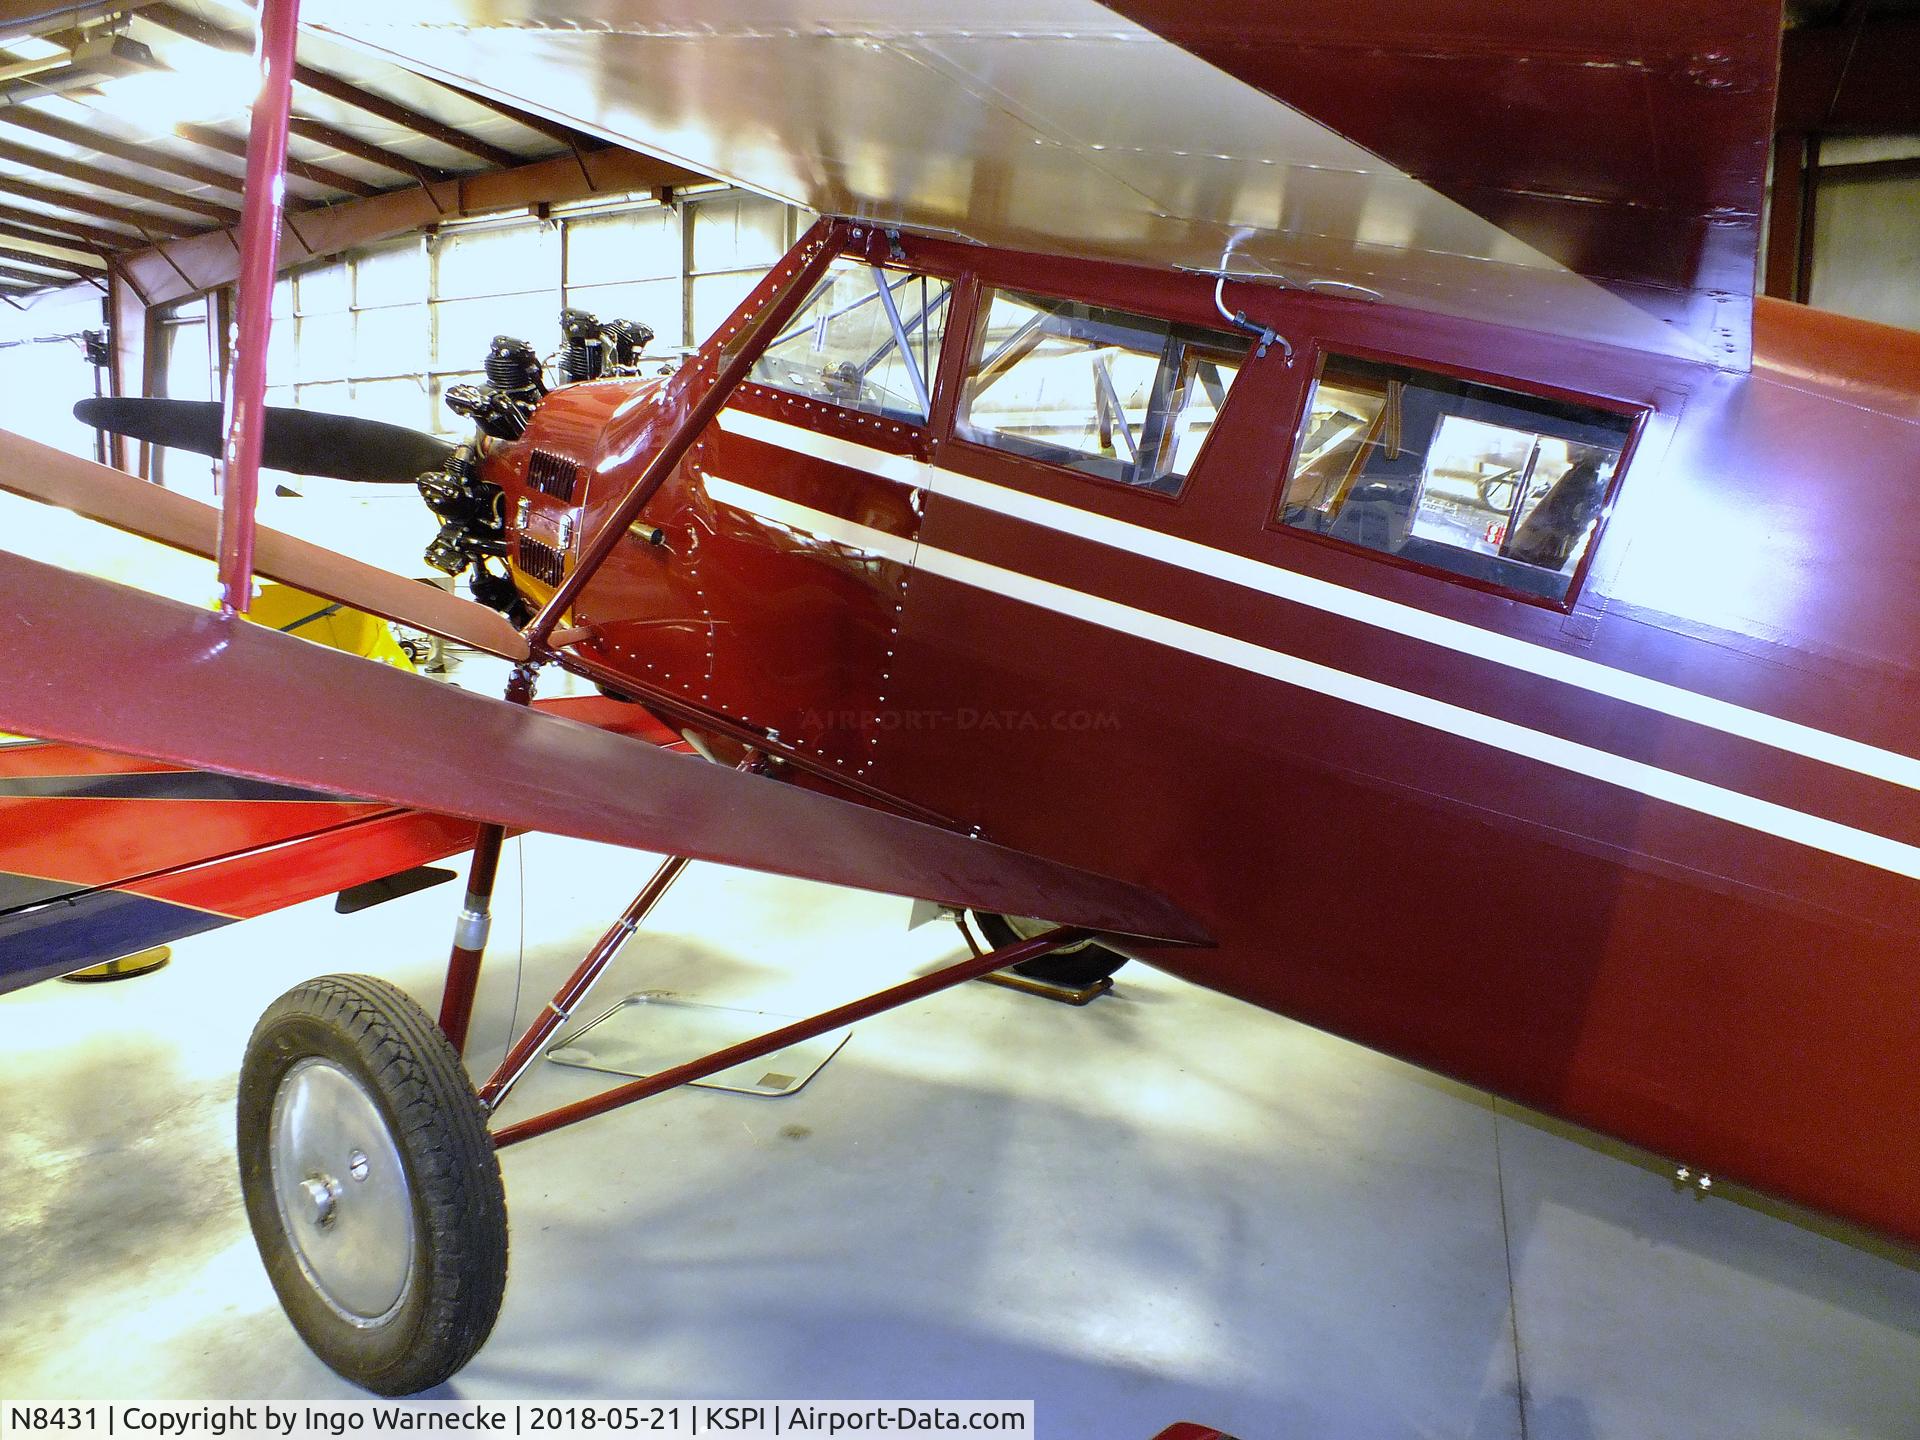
[{"left": 239, "top": 974, "right": 507, "bottom": 1395}]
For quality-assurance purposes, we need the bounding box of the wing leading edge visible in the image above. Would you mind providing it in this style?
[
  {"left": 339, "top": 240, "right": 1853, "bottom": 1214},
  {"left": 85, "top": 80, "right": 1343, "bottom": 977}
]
[{"left": 0, "top": 550, "right": 1210, "bottom": 948}]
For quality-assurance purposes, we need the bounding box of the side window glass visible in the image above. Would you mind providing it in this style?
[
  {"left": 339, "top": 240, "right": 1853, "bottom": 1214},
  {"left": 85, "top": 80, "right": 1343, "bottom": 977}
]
[
  {"left": 1279, "top": 354, "right": 1633, "bottom": 601},
  {"left": 751, "top": 260, "right": 950, "bottom": 424},
  {"left": 957, "top": 289, "right": 1249, "bottom": 495}
]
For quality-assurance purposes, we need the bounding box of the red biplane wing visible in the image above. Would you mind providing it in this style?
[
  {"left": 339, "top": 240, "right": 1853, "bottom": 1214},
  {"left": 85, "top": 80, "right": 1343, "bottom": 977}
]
[
  {"left": 295, "top": 0, "right": 1778, "bottom": 365},
  {"left": 0, "top": 550, "right": 1209, "bottom": 947},
  {"left": 0, "top": 697, "right": 673, "bottom": 993}
]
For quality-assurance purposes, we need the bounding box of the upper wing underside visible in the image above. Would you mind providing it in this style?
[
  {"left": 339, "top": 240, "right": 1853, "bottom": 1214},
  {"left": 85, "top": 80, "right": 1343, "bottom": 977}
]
[{"left": 300, "top": 0, "right": 1780, "bottom": 366}]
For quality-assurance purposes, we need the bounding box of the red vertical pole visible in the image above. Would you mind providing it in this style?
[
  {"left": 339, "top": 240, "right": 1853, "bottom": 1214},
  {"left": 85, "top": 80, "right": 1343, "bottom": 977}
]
[
  {"left": 216, "top": 0, "right": 300, "bottom": 616},
  {"left": 1763, "top": 133, "right": 1805, "bottom": 302},
  {"left": 1794, "top": 134, "right": 1822, "bottom": 307}
]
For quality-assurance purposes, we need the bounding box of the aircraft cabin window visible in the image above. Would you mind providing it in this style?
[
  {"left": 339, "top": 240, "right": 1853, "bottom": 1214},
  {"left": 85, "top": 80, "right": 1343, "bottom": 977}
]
[
  {"left": 750, "top": 259, "right": 951, "bottom": 424},
  {"left": 957, "top": 289, "right": 1250, "bottom": 495},
  {"left": 1278, "top": 354, "right": 1634, "bottom": 602}
]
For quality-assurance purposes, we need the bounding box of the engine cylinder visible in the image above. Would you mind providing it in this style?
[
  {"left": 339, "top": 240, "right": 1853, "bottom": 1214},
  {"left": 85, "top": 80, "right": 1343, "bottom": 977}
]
[{"left": 485, "top": 335, "right": 544, "bottom": 395}]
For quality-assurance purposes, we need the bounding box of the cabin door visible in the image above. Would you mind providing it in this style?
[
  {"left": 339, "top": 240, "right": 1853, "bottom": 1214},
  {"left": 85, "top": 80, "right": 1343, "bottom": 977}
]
[{"left": 688, "top": 258, "right": 953, "bottom": 775}]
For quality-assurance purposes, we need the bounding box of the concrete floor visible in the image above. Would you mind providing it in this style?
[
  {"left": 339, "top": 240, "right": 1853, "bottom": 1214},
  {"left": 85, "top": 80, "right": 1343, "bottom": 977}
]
[{"left": 2, "top": 834, "right": 1918, "bottom": 1437}]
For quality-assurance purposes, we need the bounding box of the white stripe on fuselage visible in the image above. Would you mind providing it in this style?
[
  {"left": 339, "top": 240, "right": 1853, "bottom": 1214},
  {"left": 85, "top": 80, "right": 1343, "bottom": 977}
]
[
  {"left": 702, "top": 466, "right": 1920, "bottom": 884},
  {"left": 705, "top": 475, "right": 918, "bottom": 565},
  {"left": 717, "top": 406, "right": 1920, "bottom": 794}
]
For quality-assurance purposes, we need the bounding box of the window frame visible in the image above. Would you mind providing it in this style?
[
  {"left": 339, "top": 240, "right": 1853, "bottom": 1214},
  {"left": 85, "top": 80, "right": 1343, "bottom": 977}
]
[
  {"left": 748, "top": 258, "right": 958, "bottom": 430},
  {"left": 944, "top": 280, "right": 1252, "bottom": 505},
  {"left": 1266, "top": 341, "right": 1651, "bottom": 612}
]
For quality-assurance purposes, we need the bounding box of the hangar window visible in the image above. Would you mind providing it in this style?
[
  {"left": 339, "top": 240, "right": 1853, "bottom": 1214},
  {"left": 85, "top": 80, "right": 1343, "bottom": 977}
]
[
  {"left": 1277, "top": 354, "right": 1634, "bottom": 602},
  {"left": 957, "top": 290, "right": 1249, "bottom": 495},
  {"left": 751, "top": 260, "right": 951, "bottom": 423}
]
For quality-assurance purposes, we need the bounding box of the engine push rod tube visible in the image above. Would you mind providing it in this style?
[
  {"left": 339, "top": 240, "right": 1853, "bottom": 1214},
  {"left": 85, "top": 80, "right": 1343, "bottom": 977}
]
[{"left": 489, "top": 926, "right": 1090, "bottom": 1147}]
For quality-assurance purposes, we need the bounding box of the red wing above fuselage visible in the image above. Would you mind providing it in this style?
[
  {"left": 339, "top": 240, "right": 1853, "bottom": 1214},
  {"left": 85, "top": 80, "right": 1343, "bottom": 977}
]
[
  {"left": 1102, "top": 0, "right": 1780, "bottom": 364},
  {"left": 299, "top": 0, "right": 1778, "bottom": 364}
]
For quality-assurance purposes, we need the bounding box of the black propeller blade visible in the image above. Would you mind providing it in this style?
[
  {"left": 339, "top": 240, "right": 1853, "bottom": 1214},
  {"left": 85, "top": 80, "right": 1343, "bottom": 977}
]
[{"left": 73, "top": 397, "right": 456, "bottom": 484}]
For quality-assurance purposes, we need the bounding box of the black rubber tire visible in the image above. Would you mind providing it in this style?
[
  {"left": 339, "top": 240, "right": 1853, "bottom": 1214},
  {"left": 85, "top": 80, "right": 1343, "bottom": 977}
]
[
  {"left": 972, "top": 911, "right": 1128, "bottom": 989},
  {"left": 236, "top": 974, "right": 508, "bottom": 1396}
]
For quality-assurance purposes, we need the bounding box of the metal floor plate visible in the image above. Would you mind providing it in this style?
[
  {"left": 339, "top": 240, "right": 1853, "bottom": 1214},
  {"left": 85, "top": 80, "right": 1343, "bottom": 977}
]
[{"left": 546, "top": 991, "right": 850, "bottom": 1097}]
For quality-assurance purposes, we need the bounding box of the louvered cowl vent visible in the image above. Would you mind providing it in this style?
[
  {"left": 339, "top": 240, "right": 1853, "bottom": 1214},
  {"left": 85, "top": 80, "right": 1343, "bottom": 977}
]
[
  {"left": 516, "top": 533, "right": 567, "bottom": 586},
  {"left": 527, "top": 448, "right": 581, "bottom": 502}
]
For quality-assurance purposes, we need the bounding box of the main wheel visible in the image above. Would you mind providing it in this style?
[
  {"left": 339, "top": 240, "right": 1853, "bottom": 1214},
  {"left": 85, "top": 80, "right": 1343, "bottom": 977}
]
[
  {"left": 971, "top": 911, "right": 1129, "bottom": 989},
  {"left": 236, "top": 974, "right": 508, "bottom": 1395}
]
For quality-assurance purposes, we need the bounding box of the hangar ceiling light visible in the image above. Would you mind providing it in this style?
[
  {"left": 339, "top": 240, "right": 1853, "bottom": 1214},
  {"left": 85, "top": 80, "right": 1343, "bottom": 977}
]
[{"left": 0, "top": 32, "right": 162, "bottom": 103}]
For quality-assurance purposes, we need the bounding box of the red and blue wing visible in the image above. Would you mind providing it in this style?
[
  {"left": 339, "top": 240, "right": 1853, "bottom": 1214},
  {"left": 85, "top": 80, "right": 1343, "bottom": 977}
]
[{"left": 0, "top": 698, "right": 681, "bottom": 991}]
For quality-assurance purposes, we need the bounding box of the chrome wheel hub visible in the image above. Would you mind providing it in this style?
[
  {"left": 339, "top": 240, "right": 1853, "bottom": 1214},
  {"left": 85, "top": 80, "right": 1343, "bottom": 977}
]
[
  {"left": 300, "top": 1175, "right": 342, "bottom": 1228},
  {"left": 269, "top": 1058, "right": 415, "bottom": 1326}
]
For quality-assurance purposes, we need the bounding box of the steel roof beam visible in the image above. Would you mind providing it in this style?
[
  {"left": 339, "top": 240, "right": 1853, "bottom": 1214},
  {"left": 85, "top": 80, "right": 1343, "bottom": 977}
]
[
  {"left": 116, "top": 144, "right": 708, "bottom": 308},
  {"left": 0, "top": 241, "right": 101, "bottom": 273},
  {"left": 0, "top": 200, "right": 137, "bottom": 250},
  {"left": 286, "top": 115, "right": 444, "bottom": 185},
  {"left": 0, "top": 261, "right": 87, "bottom": 287},
  {"left": 175, "top": 121, "right": 379, "bottom": 198},
  {"left": 0, "top": 176, "right": 194, "bottom": 237},
  {"left": 0, "top": 2, "right": 160, "bottom": 48},
  {"left": 419, "top": 79, "right": 587, "bottom": 150},
  {"left": 0, "top": 217, "right": 112, "bottom": 254},
  {"left": 0, "top": 135, "right": 239, "bottom": 222},
  {"left": 145, "top": 5, "right": 524, "bottom": 169},
  {"left": 0, "top": 105, "right": 247, "bottom": 194}
]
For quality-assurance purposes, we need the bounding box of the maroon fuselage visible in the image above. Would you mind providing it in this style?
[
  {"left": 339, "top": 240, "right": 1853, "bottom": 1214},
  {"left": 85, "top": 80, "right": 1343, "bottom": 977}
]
[{"left": 495, "top": 228, "right": 1920, "bottom": 1249}]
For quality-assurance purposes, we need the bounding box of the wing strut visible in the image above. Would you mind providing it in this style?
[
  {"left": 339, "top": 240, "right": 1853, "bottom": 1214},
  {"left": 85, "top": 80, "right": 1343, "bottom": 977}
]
[
  {"left": 215, "top": 0, "right": 301, "bottom": 615},
  {"left": 440, "top": 221, "right": 847, "bottom": 1044},
  {"left": 490, "top": 926, "right": 1091, "bottom": 1147},
  {"left": 522, "top": 219, "right": 843, "bottom": 650}
]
